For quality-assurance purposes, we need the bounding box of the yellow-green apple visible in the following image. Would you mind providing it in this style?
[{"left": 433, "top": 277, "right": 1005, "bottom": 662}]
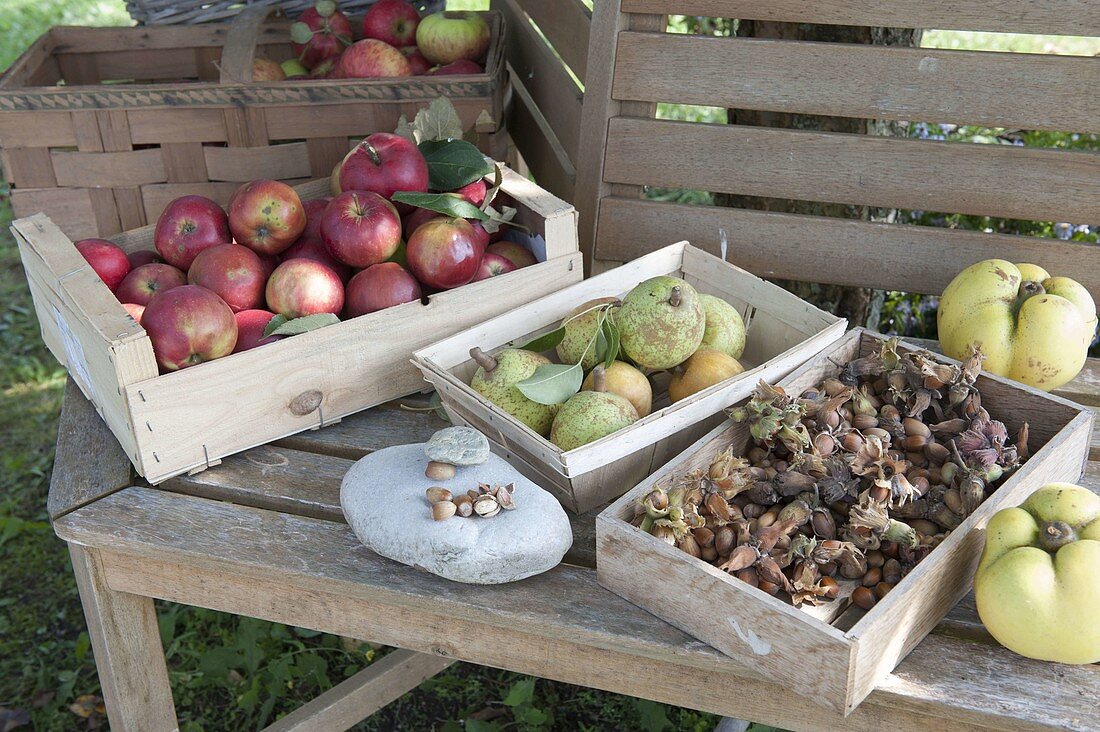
[
  {"left": 320, "top": 191, "right": 402, "bottom": 267},
  {"left": 416, "top": 11, "right": 490, "bottom": 65},
  {"left": 337, "top": 132, "right": 428, "bottom": 201},
  {"left": 291, "top": 0, "right": 353, "bottom": 69},
  {"left": 187, "top": 243, "right": 268, "bottom": 312},
  {"left": 154, "top": 195, "right": 231, "bottom": 269},
  {"left": 281, "top": 59, "right": 309, "bottom": 78},
  {"left": 429, "top": 59, "right": 482, "bottom": 75},
  {"left": 127, "top": 249, "right": 163, "bottom": 268},
  {"left": 122, "top": 303, "right": 145, "bottom": 324},
  {"left": 281, "top": 235, "right": 351, "bottom": 282},
  {"left": 115, "top": 263, "right": 187, "bottom": 306},
  {"left": 142, "top": 285, "right": 237, "bottom": 371},
  {"left": 331, "top": 39, "right": 411, "bottom": 78},
  {"left": 265, "top": 259, "right": 345, "bottom": 317},
  {"left": 251, "top": 56, "right": 285, "bottom": 81},
  {"left": 473, "top": 252, "right": 515, "bottom": 281},
  {"left": 233, "top": 309, "right": 285, "bottom": 352},
  {"left": 486, "top": 241, "right": 536, "bottom": 269},
  {"left": 400, "top": 46, "right": 430, "bottom": 75},
  {"left": 345, "top": 262, "right": 422, "bottom": 316},
  {"left": 75, "top": 238, "right": 130, "bottom": 291},
  {"left": 227, "top": 179, "right": 306, "bottom": 256},
  {"left": 407, "top": 217, "right": 485, "bottom": 290},
  {"left": 362, "top": 0, "right": 420, "bottom": 47}
]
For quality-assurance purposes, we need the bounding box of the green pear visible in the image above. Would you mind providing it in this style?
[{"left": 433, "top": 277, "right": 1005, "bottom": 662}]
[
  {"left": 617, "top": 276, "right": 705, "bottom": 370},
  {"left": 550, "top": 365, "right": 639, "bottom": 451},
  {"left": 556, "top": 296, "right": 619, "bottom": 369},
  {"left": 699, "top": 294, "right": 747, "bottom": 359},
  {"left": 469, "top": 347, "right": 556, "bottom": 436}
]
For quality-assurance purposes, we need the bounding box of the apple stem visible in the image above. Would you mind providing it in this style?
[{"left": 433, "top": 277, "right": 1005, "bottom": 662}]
[
  {"left": 1038, "top": 520, "right": 1077, "bottom": 552},
  {"left": 470, "top": 347, "right": 497, "bottom": 373},
  {"left": 668, "top": 286, "right": 682, "bottom": 307},
  {"left": 591, "top": 365, "right": 607, "bottom": 393},
  {"left": 361, "top": 141, "right": 382, "bottom": 167}
]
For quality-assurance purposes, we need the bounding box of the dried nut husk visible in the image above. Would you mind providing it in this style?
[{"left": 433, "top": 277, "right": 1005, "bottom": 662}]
[
  {"left": 820, "top": 576, "right": 840, "bottom": 599},
  {"left": 909, "top": 518, "right": 938, "bottom": 537},
  {"left": 924, "top": 441, "right": 951, "bottom": 465},
  {"left": 742, "top": 503, "right": 766, "bottom": 519},
  {"left": 719, "top": 544, "right": 758, "bottom": 573},
  {"left": 811, "top": 508, "right": 837, "bottom": 540},
  {"left": 678, "top": 534, "right": 702, "bottom": 558},
  {"left": 862, "top": 566, "right": 882, "bottom": 587},
  {"left": 646, "top": 489, "right": 669, "bottom": 511},
  {"left": 943, "top": 488, "right": 963, "bottom": 515},
  {"left": 882, "top": 558, "right": 903, "bottom": 584},
  {"left": 432, "top": 501, "right": 457, "bottom": 521},
  {"left": 453, "top": 494, "right": 474, "bottom": 517},
  {"left": 426, "top": 487, "right": 453, "bottom": 504},
  {"left": 467, "top": 489, "right": 480, "bottom": 501},
  {"left": 874, "top": 581, "right": 894, "bottom": 600},
  {"left": 704, "top": 492, "right": 733, "bottom": 522},
  {"left": 758, "top": 579, "right": 781, "bottom": 596},
  {"left": 823, "top": 378, "right": 848, "bottom": 397},
  {"left": 473, "top": 495, "right": 501, "bottom": 518},
  {"left": 758, "top": 507, "right": 780, "bottom": 529},
  {"left": 778, "top": 500, "right": 813, "bottom": 527},
  {"left": 425, "top": 461, "right": 456, "bottom": 480},
  {"left": 497, "top": 488, "right": 516, "bottom": 510},
  {"left": 735, "top": 567, "right": 760, "bottom": 588},
  {"left": 852, "top": 586, "right": 877, "bottom": 610}
]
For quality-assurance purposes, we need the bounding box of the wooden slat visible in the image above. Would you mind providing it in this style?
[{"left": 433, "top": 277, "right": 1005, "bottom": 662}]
[
  {"left": 273, "top": 406, "right": 448, "bottom": 461},
  {"left": 621, "top": 0, "right": 1100, "bottom": 37},
  {"left": 51, "top": 149, "right": 166, "bottom": 188},
  {"left": 0, "top": 111, "right": 76, "bottom": 147},
  {"left": 91, "top": 49, "right": 201, "bottom": 83},
  {"left": 604, "top": 118, "right": 1100, "bottom": 224},
  {"left": 128, "top": 108, "right": 227, "bottom": 144},
  {"left": 1, "top": 147, "right": 58, "bottom": 188},
  {"left": 160, "top": 142, "right": 209, "bottom": 183},
  {"left": 595, "top": 197, "right": 1100, "bottom": 301},
  {"left": 506, "top": 71, "right": 576, "bottom": 203},
  {"left": 139, "top": 181, "right": 244, "bottom": 225},
  {"left": 10, "top": 188, "right": 99, "bottom": 241},
  {"left": 614, "top": 33, "right": 1099, "bottom": 133},
  {"left": 262, "top": 650, "right": 453, "bottom": 732},
  {"left": 0, "top": 31, "right": 57, "bottom": 89},
  {"left": 53, "top": 487, "right": 1100, "bottom": 732},
  {"left": 493, "top": 0, "right": 584, "bottom": 162},
  {"left": 515, "top": 0, "right": 592, "bottom": 81},
  {"left": 204, "top": 142, "right": 311, "bottom": 182}
]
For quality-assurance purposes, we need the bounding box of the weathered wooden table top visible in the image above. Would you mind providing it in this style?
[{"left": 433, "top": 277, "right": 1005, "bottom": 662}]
[{"left": 48, "top": 358, "right": 1100, "bottom": 732}]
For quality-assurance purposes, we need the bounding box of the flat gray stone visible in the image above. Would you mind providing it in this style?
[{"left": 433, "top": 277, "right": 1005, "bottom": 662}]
[
  {"left": 340, "top": 443, "right": 572, "bottom": 584},
  {"left": 424, "top": 426, "right": 490, "bottom": 466}
]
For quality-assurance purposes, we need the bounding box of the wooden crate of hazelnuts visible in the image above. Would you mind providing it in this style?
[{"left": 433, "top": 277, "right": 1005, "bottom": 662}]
[{"left": 596, "top": 328, "right": 1094, "bottom": 717}]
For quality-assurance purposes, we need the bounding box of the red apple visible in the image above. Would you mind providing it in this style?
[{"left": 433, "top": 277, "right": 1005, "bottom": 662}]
[
  {"left": 154, "top": 195, "right": 231, "bottom": 270},
  {"left": 337, "top": 132, "right": 428, "bottom": 200},
  {"left": 487, "top": 241, "right": 537, "bottom": 269},
  {"left": 320, "top": 191, "right": 402, "bottom": 267},
  {"left": 454, "top": 179, "right": 486, "bottom": 206},
  {"left": 407, "top": 217, "right": 485, "bottom": 290},
  {"left": 265, "top": 259, "right": 345, "bottom": 318},
  {"left": 75, "top": 238, "right": 130, "bottom": 291},
  {"left": 402, "top": 206, "right": 443, "bottom": 240},
  {"left": 187, "top": 243, "right": 268, "bottom": 313},
  {"left": 429, "top": 59, "right": 482, "bottom": 75},
  {"left": 470, "top": 220, "right": 490, "bottom": 249},
  {"left": 309, "top": 56, "right": 339, "bottom": 78},
  {"left": 281, "top": 235, "right": 352, "bottom": 282},
  {"left": 122, "top": 303, "right": 145, "bottom": 324},
  {"left": 331, "top": 39, "right": 411, "bottom": 78},
  {"left": 142, "top": 285, "right": 237, "bottom": 371},
  {"left": 257, "top": 253, "right": 280, "bottom": 281},
  {"left": 227, "top": 179, "right": 306, "bottom": 256},
  {"left": 115, "top": 263, "right": 187, "bottom": 306},
  {"left": 416, "top": 11, "right": 490, "bottom": 65},
  {"left": 128, "top": 249, "right": 163, "bottom": 268},
  {"left": 400, "top": 46, "right": 431, "bottom": 75},
  {"left": 251, "top": 56, "right": 286, "bottom": 81},
  {"left": 233, "top": 309, "right": 285, "bottom": 352},
  {"left": 472, "top": 252, "right": 516, "bottom": 281},
  {"left": 362, "top": 0, "right": 420, "bottom": 47},
  {"left": 300, "top": 197, "right": 332, "bottom": 241},
  {"left": 345, "top": 262, "right": 422, "bottom": 317},
  {"left": 291, "top": 0, "right": 353, "bottom": 69}
]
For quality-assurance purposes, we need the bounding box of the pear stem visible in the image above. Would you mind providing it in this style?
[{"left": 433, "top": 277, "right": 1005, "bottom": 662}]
[
  {"left": 1013, "top": 281, "right": 1045, "bottom": 318},
  {"left": 668, "top": 286, "right": 682, "bottom": 307},
  {"left": 470, "top": 347, "right": 497, "bottom": 373},
  {"left": 591, "top": 365, "right": 607, "bottom": 393},
  {"left": 1038, "top": 520, "right": 1077, "bottom": 552}
]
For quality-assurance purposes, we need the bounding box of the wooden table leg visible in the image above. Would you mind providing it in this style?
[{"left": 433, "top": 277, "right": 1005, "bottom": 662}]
[{"left": 69, "top": 544, "right": 179, "bottom": 732}]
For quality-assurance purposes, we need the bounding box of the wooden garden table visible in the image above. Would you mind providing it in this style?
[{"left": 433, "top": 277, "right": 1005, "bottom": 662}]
[{"left": 49, "top": 360, "right": 1100, "bottom": 732}]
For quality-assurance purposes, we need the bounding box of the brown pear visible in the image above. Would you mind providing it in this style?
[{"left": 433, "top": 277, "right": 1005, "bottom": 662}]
[
  {"left": 582, "top": 360, "right": 653, "bottom": 417},
  {"left": 668, "top": 348, "right": 744, "bottom": 403}
]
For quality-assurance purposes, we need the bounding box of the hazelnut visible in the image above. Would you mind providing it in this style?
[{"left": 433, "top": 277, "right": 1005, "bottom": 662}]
[
  {"left": 453, "top": 494, "right": 474, "bottom": 517},
  {"left": 874, "top": 581, "right": 894, "bottom": 600},
  {"left": 862, "top": 566, "right": 882, "bottom": 587},
  {"left": 425, "top": 487, "right": 452, "bottom": 504},
  {"left": 432, "top": 501, "right": 457, "bottom": 521},
  {"left": 425, "top": 461, "right": 456, "bottom": 480},
  {"left": 852, "top": 586, "right": 877, "bottom": 610}
]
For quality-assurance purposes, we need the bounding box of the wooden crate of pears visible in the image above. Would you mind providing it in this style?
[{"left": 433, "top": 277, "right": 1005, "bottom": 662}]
[
  {"left": 412, "top": 242, "right": 846, "bottom": 513},
  {"left": 596, "top": 328, "right": 1094, "bottom": 715}
]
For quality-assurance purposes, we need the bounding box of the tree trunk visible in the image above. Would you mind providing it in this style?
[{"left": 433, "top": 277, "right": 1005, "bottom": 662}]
[{"left": 715, "top": 22, "right": 922, "bottom": 328}]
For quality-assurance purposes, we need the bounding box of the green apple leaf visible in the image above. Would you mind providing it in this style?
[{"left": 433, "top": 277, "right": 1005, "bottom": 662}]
[
  {"left": 481, "top": 204, "right": 527, "bottom": 234},
  {"left": 390, "top": 191, "right": 489, "bottom": 221},
  {"left": 481, "top": 162, "right": 504, "bottom": 210},
  {"left": 419, "top": 138, "right": 493, "bottom": 191},
  {"left": 515, "top": 363, "right": 583, "bottom": 405},
  {"left": 261, "top": 314, "right": 289, "bottom": 339},
  {"left": 266, "top": 313, "right": 340, "bottom": 337},
  {"left": 413, "top": 97, "right": 464, "bottom": 143},
  {"left": 393, "top": 114, "right": 417, "bottom": 144},
  {"left": 516, "top": 325, "right": 566, "bottom": 353}
]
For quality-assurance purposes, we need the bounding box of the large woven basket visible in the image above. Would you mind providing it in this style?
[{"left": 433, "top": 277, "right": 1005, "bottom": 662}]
[{"left": 127, "top": 0, "right": 446, "bottom": 25}]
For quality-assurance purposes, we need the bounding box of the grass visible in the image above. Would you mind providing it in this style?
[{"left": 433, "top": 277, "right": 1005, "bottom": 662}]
[{"left": 0, "top": 1, "right": 1095, "bottom": 728}]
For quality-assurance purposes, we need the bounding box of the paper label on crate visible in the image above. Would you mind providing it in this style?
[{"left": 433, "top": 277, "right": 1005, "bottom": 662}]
[
  {"left": 52, "top": 304, "right": 97, "bottom": 403},
  {"left": 505, "top": 229, "right": 547, "bottom": 263}
]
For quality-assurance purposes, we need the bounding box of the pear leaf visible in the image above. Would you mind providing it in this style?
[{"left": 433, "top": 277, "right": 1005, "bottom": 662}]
[
  {"left": 516, "top": 363, "right": 583, "bottom": 405},
  {"left": 516, "top": 326, "right": 566, "bottom": 353},
  {"left": 598, "top": 317, "right": 620, "bottom": 369}
]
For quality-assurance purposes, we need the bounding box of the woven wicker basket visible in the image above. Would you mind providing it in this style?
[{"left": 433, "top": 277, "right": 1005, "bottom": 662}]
[{"left": 127, "top": 0, "right": 446, "bottom": 26}]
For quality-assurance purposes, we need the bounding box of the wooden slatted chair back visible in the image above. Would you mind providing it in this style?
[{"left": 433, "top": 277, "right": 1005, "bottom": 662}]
[{"left": 574, "top": 0, "right": 1100, "bottom": 300}]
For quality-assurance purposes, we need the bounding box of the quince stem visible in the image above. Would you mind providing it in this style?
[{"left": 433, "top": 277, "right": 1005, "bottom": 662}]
[{"left": 1039, "top": 520, "right": 1077, "bottom": 552}]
